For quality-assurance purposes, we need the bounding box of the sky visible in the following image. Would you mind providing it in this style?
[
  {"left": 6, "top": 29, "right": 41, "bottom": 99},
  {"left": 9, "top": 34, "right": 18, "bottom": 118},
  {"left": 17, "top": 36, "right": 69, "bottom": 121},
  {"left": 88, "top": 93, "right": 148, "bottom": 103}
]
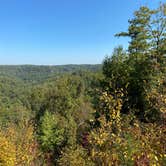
[{"left": 0, "top": 0, "right": 164, "bottom": 65}]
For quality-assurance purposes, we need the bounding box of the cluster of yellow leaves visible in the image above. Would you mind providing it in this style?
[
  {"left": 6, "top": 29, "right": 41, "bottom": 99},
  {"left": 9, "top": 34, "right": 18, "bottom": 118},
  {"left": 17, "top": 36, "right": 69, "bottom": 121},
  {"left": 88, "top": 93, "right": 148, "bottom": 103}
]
[
  {"left": 122, "top": 121, "right": 166, "bottom": 166},
  {"left": 88, "top": 90, "right": 166, "bottom": 166},
  {"left": 0, "top": 132, "right": 16, "bottom": 166},
  {"left": 89, "top": 92, "right": 123, "bottom": 165},
  {"left": 89, "top": 117, "right": 166, "bottom": 166},
  {"left": 0, "top": 122, "right": 39, "bottom": 166},
  {"left": 99, "top": 91, "right": 122, "bottom": 131}
]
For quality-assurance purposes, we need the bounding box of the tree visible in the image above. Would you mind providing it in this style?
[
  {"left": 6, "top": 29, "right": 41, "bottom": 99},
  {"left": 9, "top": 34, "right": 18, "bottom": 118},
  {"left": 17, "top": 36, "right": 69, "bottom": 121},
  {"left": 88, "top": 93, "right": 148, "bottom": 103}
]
[
  {"left": 58, "top": 145, "right": 93, "bottom": 166},
  {"left": 115, "top": 3, "right": 166, "bottom": 121},
  {"left": 38, "top": 111, "right": 65, "bottom": 153},
  {"left": 116, "top": 6, "right": 153, "bottom": 57},
  {"left": 102, "top": 46, "right": 129, "bottom": 91}
]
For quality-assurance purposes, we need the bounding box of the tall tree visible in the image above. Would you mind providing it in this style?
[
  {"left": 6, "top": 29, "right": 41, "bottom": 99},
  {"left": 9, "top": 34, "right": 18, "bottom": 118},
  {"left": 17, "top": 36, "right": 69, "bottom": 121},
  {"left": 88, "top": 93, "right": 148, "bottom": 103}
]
[
  {"left": 116, "top": 6, "right": 153, "bottom": 58},
  {"left": 115, "top": 3, "right": 166, "bottom": 121}
]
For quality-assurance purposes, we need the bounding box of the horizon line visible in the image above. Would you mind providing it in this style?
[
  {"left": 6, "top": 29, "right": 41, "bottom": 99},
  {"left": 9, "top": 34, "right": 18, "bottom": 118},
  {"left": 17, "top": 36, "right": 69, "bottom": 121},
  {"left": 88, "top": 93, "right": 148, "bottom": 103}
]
[{"left": 0, "top": 63, "right": 101, "bottom": 66}]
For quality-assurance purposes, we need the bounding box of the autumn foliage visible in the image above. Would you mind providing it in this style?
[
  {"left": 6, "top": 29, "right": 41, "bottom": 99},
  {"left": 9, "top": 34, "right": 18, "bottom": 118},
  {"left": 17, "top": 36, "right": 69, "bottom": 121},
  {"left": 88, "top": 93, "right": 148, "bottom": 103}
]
[{"left": 0, "top": 3, "right": 165, "bottom": 166}]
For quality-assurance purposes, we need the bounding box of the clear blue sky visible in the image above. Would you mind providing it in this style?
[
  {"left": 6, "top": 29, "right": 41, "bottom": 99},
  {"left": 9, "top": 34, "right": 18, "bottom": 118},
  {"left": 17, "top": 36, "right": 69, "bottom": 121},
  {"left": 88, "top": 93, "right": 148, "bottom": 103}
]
[{"left": 0, "top": 0, "right": 164, "bottom": 65}]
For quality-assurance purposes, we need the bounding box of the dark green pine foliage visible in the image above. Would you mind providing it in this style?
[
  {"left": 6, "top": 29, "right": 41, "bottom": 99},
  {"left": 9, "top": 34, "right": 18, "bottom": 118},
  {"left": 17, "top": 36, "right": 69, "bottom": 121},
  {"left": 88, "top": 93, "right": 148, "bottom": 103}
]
[
  {"left": 115, "top": 4, "right": 166, "bottom": 121},
  {"left": 115, "top": 6, "right": 154, "bottom": 120},
  {"left": 116, "top": 6, "right": 152, "bottom": 56}
]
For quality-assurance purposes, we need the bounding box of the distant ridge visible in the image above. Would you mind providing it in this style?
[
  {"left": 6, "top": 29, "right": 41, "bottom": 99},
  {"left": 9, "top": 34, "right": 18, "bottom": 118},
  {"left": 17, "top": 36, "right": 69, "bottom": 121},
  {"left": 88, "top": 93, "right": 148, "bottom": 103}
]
[{"left": 0, "top": 64, "right": 102, "bottom": 83}]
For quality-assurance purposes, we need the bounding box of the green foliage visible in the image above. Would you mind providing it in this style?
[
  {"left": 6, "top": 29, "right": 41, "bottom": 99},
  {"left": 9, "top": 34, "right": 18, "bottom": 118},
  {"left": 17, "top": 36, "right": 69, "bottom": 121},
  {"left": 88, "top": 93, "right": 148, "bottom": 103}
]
[
  {"left": 0, "top": 65, "right": 101, "bottom": 84},
  {"left": 101, "top": 3, "right": 166, "bottom": 122},
  {"left": 103, "top": 46, "right": 129, "bottom": 91},
  {"left": 0, "top": 3, "right": 165, "bottom": 166},
  {"left": 58, "top": 145, "right": 94, "bottom": 166},
  {"left": 87, "top": 3, "right": 166, "bottom": 166},
  {"left": 39, "top": 111, "right": 65, "bottom": 152},
  {"left": 116, "top": 6, "right": 153, "bottom": 55}
]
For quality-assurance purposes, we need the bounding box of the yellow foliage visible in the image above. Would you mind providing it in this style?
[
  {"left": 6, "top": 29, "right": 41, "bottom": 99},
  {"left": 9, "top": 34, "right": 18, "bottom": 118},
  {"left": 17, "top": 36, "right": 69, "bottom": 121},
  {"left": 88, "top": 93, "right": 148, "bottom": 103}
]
[
  {"left": 0, "top": 122, "right": 39, "bottom": 166},
  {"left": 0, "top": 132, "right": 16, "bottom": 166},
  {"left": 88, "top": 90, "right": 166, "bottom": 166}
]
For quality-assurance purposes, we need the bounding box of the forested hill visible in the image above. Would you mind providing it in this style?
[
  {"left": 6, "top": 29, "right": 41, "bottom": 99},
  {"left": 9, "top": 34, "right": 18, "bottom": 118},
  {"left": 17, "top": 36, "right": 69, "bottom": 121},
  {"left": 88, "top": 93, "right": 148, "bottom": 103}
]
[
  {"left": 0, "top": 3, "right": 165, "bottom": 165},
  {"left": 0, "top": 64, "right": 102, "bottom": 83}
]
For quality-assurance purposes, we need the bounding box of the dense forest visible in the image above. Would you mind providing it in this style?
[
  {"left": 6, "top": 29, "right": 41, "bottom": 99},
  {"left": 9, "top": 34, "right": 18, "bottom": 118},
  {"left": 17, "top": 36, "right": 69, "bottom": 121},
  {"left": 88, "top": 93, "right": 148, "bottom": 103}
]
[
  {"left": 0, "top": 3, "right": 166, "bottom": 166},
  {"left": 0, "top": 64, "right": 101, "bottom": 83}
]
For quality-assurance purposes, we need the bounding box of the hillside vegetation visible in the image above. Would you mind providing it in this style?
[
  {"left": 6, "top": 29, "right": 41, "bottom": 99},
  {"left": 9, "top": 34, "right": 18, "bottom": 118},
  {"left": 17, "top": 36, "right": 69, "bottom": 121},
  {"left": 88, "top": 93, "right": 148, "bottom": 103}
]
[
  {"left": 0, "top": 3, "right": 165, "bottom": 166},
  {"left": 0, "top": 64, "right": 101, "bottom": 83}
]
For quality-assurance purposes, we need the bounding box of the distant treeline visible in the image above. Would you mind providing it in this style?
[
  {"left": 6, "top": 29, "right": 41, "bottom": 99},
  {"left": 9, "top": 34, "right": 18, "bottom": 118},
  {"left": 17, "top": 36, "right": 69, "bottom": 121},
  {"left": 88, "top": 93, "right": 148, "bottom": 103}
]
[
  {"left": 0, "top": 3, "right": 165, "bottom": 166},
  {"left": 0, "top": 64, "right": 102, "bottom": 83}
]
